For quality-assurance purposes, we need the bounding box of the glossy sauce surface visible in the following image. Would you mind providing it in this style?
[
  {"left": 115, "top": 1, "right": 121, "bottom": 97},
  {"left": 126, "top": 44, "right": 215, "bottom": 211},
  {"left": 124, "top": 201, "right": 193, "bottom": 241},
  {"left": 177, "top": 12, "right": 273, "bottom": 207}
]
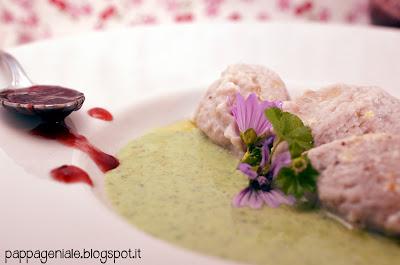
[
  {"left": 88, "top": 107, "right": 113, "bottom": 121},
  {"left": 105, "top": 121, "right": 400, "bottom": 265},
  {"left": 51, "top": 165, "right": 93, "bottom": 186},
  {"left": 0, "top": 85, "right": 84, "bottom": 105}
]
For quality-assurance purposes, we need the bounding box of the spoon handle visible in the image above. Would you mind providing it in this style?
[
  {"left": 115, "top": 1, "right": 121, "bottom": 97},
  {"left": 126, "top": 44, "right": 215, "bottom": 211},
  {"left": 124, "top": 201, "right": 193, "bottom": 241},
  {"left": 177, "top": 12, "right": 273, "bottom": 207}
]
[{"left": 0, "top": 51, "right": 33, "bottom": 89}]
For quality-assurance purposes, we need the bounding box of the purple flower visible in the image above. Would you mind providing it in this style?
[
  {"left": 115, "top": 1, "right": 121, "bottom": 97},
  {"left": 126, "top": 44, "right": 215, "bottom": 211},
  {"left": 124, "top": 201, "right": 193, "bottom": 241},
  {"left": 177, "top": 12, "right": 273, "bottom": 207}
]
[
  {"left": 239, "top": 138, "right": 289, "bottom": 181},
  {"left": 232, "top": 186, "right": 295, "bottom": 209},
  {"left": 260, "top": 137, "right": 273, "bottom": 168},
  {"left": 271, "top": 151, "right": 291, "bottom": 178},
  {"left": 231, "top": 93, "right": 281, "bottom": 136},
  {"left": 233, "top": 146, "right": 293, "bottom": 209},
  {"left": 231, "top": 92, "right": 293, "bottom": 209},
  {"left": 238, "top": 163, "right": 257, "bottom": 180},
  {"left": 238, "top": 137, "right": 273, "bottom": 178}
]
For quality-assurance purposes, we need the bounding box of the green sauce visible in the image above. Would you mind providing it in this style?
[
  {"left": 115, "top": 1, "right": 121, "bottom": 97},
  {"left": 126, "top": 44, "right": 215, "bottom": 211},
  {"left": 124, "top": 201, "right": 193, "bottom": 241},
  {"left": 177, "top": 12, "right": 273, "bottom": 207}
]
[{"left": 105, "top": 121, "right": 400, "bottom": 265}]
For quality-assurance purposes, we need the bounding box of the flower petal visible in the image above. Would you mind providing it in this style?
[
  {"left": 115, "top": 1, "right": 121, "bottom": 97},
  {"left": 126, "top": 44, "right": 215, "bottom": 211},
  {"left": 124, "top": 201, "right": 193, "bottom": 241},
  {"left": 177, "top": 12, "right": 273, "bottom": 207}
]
[
  {"left": 260, "top": 191, "right": 280, "bottom": 208},
  {"left": 232, "top": 187, "right": 250, "bottom": 208},
  {"left": 260, "top": 140, "right": 270, "bottom": 168},
  {"left": 265, "top": 135, "right": 275, "bottom": 147},
  {"left": 246, "top": 94, "right": 258, "bottom": 133},
  {"left": 231, "top": 93, "right": 246, "bottom": 132},
  {"left": 239, "top": 189, "right": 252, "bottom": 207},
  {"left": 271, "top": 151, "right": 291, "bottom": 177},
  {"left": 238, "top": 163, "right": 258, "bottom": 180},
  {"left": 256, "top": 100, "right": 282, "bottom": 135},
  {"left": 231, "top": 93, "right": 281, "bottom": 136},
  {"left": 248, "top": 190, "right": 263, "bottom": 209},
  {"left": 232, "top": 187, "right": 264, "bottom": 209},
  {"left": 270, "top": 189, "right": 296, "bottom": 206},
  {"left": 233, "top": 187, "right": 294, "bottom": 209}
]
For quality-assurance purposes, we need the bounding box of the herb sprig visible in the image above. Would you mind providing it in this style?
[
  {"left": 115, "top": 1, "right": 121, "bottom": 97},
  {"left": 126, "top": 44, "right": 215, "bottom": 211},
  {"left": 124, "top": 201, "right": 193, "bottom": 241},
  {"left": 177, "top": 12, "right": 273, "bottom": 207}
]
[
  {"left": 265, "top": 108, "right": 313, "bottom": 158},
  {"left": 275, "top": 155, "right": 319, "bottom": 198},
  {"left": 230, "top": 92, "right": 319, "bottom": 209},
  {"left": 265, "top": 108, "right": 319, "bottom": 199}
]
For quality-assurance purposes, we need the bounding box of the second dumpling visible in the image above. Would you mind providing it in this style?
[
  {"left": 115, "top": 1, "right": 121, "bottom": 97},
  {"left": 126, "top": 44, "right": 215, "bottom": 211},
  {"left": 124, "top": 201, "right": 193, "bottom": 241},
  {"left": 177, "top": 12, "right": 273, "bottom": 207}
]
[{"left": 283, "top": 84, "right": 400, "bottom": 146}]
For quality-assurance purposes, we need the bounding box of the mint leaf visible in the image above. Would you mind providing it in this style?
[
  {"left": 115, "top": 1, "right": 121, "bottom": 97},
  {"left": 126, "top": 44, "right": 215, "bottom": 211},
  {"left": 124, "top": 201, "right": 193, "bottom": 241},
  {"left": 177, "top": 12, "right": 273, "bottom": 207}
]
[
  {"left": 275, "top": 155, "right": 319, "bottom": 198},
  {"left": 265, "top": 108, "right": 313, "bottom": 157}
]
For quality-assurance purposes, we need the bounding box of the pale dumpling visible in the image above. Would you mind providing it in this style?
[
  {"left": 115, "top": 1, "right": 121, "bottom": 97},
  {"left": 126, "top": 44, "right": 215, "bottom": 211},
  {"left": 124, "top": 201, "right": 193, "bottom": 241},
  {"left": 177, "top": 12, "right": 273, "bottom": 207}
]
[{"left": 193, "top": 64, "right": 289, "bottom": 155}]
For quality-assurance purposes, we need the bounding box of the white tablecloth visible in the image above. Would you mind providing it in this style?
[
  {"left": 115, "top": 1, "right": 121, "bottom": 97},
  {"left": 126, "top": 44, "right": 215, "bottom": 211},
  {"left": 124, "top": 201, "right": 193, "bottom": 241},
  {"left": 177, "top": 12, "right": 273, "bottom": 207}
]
[{"left": 0, "top": 0, "right": 371, "bottom": 48}]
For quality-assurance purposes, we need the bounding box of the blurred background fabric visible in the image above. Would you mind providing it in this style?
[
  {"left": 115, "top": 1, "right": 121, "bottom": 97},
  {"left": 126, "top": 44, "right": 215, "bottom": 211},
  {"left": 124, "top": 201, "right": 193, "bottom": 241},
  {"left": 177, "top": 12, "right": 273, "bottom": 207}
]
[{"left": 0, "top": 0, "right": 375, "bottom": 48}]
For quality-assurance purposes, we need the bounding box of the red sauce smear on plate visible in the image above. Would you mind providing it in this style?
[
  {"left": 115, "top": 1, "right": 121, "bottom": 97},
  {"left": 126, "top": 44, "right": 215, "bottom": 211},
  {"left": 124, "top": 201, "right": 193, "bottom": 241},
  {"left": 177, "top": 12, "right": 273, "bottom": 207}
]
[
  {"left": 31, "top": 121, "right": 119, "bottom": 173},
  {"left": 51, "top": 165, "right": 93, "bottom": 186},
  {"left": 87, "top": 107, "right": 113, "bottom": 121},
  {"left": 1, "top": 85, "right": 117, "bottom": 186}
]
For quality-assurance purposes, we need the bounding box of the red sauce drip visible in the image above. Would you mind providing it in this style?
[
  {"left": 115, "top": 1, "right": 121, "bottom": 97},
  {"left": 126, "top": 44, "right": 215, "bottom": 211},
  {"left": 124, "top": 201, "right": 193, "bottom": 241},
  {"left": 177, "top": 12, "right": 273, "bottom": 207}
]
[
  {"left": 87, "top": 107, "right": 113, "bottom": 121},
  {"left": 31, "top": 121, "right": 119, "bottom": 172},
  {"left": 51, "top": 165, "right": 93, "bottom": 186}
]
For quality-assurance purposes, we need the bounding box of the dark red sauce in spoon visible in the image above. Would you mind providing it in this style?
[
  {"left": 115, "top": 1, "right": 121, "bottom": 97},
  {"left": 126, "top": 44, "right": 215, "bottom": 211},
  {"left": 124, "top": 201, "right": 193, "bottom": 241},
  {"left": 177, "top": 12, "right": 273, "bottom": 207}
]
[
  {"left": 1, "top": 85, "right": 84, "bottom": 105},
  {"left": 51, "top": 165, "right": 93, "bottom": 186},
  {"left": 0, "top": 85, "right": 85, "bottom": 121},
  {"left": 0, "top": 52, "right": 117, "bottom": 186},
  {"left": 88, "top": 107, "right": 113, "bottom": 121},
  {"left": 31, "top": 121, "right": 119, "bottom": 173}
]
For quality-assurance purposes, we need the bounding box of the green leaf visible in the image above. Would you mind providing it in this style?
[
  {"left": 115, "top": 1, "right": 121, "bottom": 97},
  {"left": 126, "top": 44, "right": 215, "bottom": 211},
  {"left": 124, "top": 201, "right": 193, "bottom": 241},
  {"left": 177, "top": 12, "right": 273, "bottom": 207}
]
[
  {"left": 265, "top": 108, "right": 313, "bottom": 157},
  {"left": 275, "top": 155, "right": 319, "bottom": 198},
  {"left": 264, "top": 108, "right": 284, "bottom": 137},
  {"left": 264, "top": 108, "right": 318, "bottom": 199}
]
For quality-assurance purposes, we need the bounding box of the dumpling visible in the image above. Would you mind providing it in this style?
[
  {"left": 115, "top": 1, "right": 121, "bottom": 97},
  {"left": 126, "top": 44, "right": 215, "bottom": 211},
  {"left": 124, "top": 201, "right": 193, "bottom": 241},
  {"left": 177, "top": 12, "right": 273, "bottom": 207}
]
[
  {"left": 283, "top": 84, "right": 400, "bottom": 146},
  {"left": 194, "top": 64, "right": 289, "bottom": 155}
]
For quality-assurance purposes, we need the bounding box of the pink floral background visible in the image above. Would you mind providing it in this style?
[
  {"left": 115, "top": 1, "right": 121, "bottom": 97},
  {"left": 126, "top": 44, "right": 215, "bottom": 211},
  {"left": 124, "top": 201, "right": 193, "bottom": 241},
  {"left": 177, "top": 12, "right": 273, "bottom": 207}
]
[{"left": 0, "top": 0, "right": 372, "bottom": 48}]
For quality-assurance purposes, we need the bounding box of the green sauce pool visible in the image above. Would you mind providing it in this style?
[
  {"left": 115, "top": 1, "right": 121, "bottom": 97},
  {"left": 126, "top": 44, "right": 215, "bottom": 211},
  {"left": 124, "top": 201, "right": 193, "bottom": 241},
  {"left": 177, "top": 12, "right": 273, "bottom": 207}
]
[{"left": 105, "top": 121, "right": 400, "bottom": 265}]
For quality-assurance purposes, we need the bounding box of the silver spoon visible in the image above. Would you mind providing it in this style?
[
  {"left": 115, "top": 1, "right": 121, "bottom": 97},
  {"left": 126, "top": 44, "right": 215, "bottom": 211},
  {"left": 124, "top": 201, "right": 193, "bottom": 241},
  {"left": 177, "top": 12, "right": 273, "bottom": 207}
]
[{"left": 0, "top": 51, "right": 85, "bottom": 121}]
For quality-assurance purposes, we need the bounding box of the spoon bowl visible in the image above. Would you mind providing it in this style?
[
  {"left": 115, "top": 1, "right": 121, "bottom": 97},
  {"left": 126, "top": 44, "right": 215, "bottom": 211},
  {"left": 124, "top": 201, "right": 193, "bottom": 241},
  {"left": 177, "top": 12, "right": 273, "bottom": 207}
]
[{"left": 0, "top": 52, "right": 85, "bottom": 121}]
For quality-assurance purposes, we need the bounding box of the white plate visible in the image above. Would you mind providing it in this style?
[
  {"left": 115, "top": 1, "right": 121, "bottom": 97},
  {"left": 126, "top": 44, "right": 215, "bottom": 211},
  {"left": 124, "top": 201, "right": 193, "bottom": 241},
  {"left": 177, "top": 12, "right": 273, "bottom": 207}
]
[{"left": 1, "top": 22, "right": 400, "bottom": 265}]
